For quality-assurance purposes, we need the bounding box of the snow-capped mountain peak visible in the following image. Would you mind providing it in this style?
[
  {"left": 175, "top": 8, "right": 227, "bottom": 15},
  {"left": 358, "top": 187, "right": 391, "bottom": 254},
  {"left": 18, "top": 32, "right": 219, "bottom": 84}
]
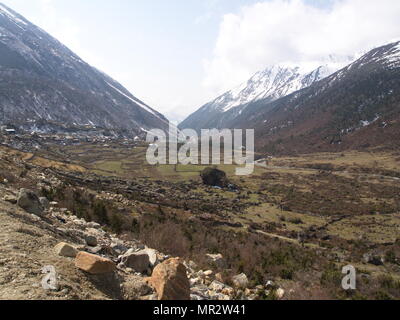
[
  {"left": 180, "top": 55, "right": 354, "bottom": 131},
  {"left": 209, "top": 58, "right": 353, "bottom": 113}
]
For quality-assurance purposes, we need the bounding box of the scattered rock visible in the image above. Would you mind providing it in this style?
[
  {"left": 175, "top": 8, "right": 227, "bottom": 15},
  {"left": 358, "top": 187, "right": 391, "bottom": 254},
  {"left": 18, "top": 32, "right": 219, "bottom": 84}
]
[
  {"left": 204, "top": 270, "right": 213, "bottom": 277},
  {"left": 205, "top": 253, "right": 226, "bottom": 268},
  {"left": 54, "top": 242, "right": 78, "bottom": 258},
  {"left": 215, "top": 273, "right": 224, "bottom": 283},
  {"left": 147, "top": 258, "right": 190, "bottom": 300},
  {"left": 87, "top": 222, "right": 101, "bottom": 229},
  {"left": 39, "top": 197, "right": 50, "bottom": 210},
  {"left": 122, "top": 275, "right": 154, "bottom": 300},
  {"left": 232, "top": 273, "right": 249, "bottom": 289},
  {"left": 75, "top": 251, "right": 116, "bottom": 274},
  {"left": 111, "top": 243, "right": 128, "bottom": 255},
  {"left": 17, "top": 188, "right": 43, "bottom": 216},
  {"left": 363, "top": 253, "right": 384, "bottom": 266},
  {"left": 276, "top": 288, "right": 285, "bottom": 300},
  {"left": 209, "top": 280, "right": 226, "bottom": 292},
  {"left": 265, "top": 280, "right": 277, "bottom": 290},
  {"left": 85, "top": 235, "right": 98, "bottom": 247},
  {"left": 141, "top": 248, "right": 158, "bottom": 267},
  {"left": 3, "top": 195, "right": 17, "bottom": 204}
]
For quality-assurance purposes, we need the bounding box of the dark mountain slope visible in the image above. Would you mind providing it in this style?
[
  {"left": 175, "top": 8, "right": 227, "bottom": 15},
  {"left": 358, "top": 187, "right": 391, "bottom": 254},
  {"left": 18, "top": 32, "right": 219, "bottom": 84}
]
[{"left": 0, "top": 3, "right": 168, "bottom": 136}]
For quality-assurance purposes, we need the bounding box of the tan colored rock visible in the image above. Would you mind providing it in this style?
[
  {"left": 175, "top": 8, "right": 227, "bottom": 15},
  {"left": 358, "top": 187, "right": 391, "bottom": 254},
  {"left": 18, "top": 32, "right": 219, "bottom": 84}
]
[
  {"left": 3, "top": 195, "right": 17, "bottom": 204},
  {"left": 75, "top": 251, "right": 115, "bottom": 274},
  {"left": 215, "top": 272, "right": 224, "bottom": 283},
  {"left": 232, "top": 273, "right": 249, "bottom": 289},
  {"left": 54, "top": 242, "right": 78, "bottom": 258},
  {"left": 276, "top": 288, "right": 285, "bottom": 300},
  {"left": 122, "top": 275, "right": 154, "bottom": 300},
  {"left": 147, "top": 258, "right": 190, "bottom": 300}
]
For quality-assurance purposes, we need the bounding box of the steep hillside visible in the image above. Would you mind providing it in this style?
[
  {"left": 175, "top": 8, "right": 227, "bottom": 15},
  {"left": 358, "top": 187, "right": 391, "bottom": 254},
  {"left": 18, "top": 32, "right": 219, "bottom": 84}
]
[{"left": 0, "top": 3, "right": 168, "bottom": 136}]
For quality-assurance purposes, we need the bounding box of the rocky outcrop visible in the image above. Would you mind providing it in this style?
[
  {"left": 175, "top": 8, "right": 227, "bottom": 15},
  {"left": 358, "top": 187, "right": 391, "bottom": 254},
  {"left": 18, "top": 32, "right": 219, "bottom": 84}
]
[{"left": 147, "top": 258, "right": 190, "bottom": 300}]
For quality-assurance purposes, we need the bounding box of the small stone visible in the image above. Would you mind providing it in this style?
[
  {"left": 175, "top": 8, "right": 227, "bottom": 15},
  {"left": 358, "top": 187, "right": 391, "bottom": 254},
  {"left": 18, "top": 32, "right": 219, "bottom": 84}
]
[
  {"left": 232, "top": 273, "right": 249, "bottom": 289},
  {"left": 215, "top": 273, "right": 224, "bottom": 282},
  {"left": 265, "top": 280, "right": 276, "bottom": 289},
  {"left": 204, "top": 270, "right": 213, "bottom": 277},
  {"left": 85, "top": 235, "right": 98, "bottom": 247},
  {"left": 111, "top": 243, "right": 128, "bottom": 255},
  {"left": 122, "top": 275, "right": 154, "bottom": 300},
  {"left": 276, "top": 288, "right": 285, "bottom": 300},
  {"left": 205, "top": 253, "right": 226, "bottom": 268},
  {"left": 17, "top": 189, "right": 43, "bottom": 216},
  {"left": 209, "top": 280, "right": 226, "bottom": 292},
  {"left": 3, "top": 195, "right": 17, "bottom": 204},
  {"left": 39, "top": 197, "right": 50, "bottom": 210},
  {"left": 75, "top": 251, "right": 115, "bottom": 274},
  {"left": 87, "top": 222, "right": 101, "bottom": 229},
  {"left": 54, "top": 242, "right": 78, "bottom": 258}
]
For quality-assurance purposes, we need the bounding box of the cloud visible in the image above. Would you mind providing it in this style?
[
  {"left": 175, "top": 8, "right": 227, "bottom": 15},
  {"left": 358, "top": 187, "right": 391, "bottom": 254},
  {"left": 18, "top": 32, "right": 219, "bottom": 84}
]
[{"left": 203, "top": 0, "right": 400, "bottom": 95}]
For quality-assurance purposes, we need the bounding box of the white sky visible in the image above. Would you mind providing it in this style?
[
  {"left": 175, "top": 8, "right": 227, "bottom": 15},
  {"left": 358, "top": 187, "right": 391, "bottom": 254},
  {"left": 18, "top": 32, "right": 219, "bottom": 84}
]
[{"left": 2, "top": 0, "right": 400, "bottom": 122}]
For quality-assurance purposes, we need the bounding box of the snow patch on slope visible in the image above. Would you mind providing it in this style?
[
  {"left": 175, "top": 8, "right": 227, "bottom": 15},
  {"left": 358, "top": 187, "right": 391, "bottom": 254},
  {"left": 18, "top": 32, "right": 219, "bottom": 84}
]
[
  {"left": 106, "top": 82, "right": 170, "bottom": 129},
  {"left": 0, "top": 4, "right": 27, "bottom": 26},
  {"left": 106, "top": 81, "right": 157, "bottom": 116}
]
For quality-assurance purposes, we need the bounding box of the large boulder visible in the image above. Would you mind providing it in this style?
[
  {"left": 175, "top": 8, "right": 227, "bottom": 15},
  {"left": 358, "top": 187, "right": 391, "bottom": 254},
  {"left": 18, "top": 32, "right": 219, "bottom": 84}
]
[
  {"left": 147, "top": 258, "right": 190, "bottom": 300},
  {"left": 75, "top": 251, "right": 116, "bottom": 274},
  {"left": 120, "top": 250, "right": 151, "bottom": 273},
  {"left": 17, "top": 189, "right": 44, "bottom": 216},
  {"left": 200, "top": 168, "right": 228, "bottom": 187}
]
